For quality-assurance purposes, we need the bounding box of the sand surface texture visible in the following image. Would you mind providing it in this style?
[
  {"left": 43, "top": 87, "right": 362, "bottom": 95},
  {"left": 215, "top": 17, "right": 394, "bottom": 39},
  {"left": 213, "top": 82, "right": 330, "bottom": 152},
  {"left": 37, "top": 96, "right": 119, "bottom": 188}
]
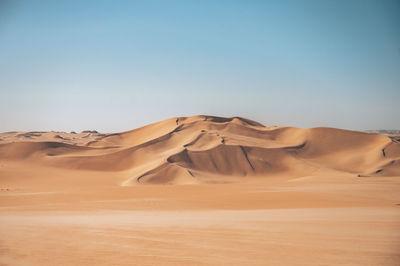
[{"left": 1, "top": 115, "right": 399, "bottom": 265}]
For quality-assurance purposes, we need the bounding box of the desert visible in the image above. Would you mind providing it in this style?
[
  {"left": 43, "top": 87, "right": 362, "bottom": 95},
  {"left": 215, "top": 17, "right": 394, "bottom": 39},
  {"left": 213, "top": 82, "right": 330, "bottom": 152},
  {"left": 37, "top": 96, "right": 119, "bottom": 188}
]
[
  {"left": 1, "top": 1, "right": 399, "bottom": 265},
  {"left": 1, "top": 115, "right": 399, "bottom": 265}
]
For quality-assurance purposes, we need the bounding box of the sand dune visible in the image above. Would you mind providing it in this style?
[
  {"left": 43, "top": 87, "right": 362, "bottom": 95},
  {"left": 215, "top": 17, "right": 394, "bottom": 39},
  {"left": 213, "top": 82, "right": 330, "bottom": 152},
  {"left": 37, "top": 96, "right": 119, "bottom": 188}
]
[
  {"left": 1, "top": 115, "right": 399, "bottom": 185},
  {"left": 1, "top": 116, "right": 400, "bottom": 265}
]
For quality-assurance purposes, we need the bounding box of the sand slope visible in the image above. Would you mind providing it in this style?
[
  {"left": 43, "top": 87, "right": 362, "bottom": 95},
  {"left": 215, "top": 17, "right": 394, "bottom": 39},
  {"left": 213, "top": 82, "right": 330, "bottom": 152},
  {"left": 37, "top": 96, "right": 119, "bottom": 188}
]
[{"left": 1, "top": 115, "right": 399, "bottom": 185}]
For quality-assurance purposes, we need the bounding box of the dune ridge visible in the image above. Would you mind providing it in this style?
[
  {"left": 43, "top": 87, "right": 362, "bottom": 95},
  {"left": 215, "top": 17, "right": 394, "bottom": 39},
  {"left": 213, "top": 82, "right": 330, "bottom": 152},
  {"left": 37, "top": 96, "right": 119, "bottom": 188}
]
[{"left": 1, "top": 115, "right": 399, "bottom": 185}]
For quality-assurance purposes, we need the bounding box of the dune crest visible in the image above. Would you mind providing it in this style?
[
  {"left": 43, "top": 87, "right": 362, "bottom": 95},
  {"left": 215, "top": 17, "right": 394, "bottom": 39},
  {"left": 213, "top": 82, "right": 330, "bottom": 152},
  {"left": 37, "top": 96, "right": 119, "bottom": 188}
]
[{"left": 0, "top": 115, "right": 399, "bottom": 185}]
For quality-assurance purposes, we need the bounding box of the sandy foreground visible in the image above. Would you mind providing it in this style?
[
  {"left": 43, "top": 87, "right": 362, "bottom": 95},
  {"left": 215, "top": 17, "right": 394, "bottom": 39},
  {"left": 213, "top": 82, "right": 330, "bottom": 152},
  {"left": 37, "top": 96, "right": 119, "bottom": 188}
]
[{"left": 1, "top": 116, "right": 399, "bottom": 265}]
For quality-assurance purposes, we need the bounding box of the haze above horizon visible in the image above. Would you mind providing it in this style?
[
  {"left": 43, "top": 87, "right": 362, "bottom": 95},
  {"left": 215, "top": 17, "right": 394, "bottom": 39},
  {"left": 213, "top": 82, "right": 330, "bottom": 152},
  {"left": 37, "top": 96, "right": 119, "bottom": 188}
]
[{"left": 0, "top": 0, "right": 399, "bottom": 132}]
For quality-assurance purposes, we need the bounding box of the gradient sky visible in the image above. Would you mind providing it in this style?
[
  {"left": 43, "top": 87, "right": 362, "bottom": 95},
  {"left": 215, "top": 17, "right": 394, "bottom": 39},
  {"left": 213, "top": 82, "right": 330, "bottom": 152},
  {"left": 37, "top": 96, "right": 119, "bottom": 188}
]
[{"left": 0, "top": 0, "right": 399, "bottom": 132}]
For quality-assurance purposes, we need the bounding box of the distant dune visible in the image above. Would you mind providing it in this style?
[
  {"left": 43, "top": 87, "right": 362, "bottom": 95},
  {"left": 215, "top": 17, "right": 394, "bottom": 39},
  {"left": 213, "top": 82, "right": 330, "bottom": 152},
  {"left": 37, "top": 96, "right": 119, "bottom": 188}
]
[
  {"left": 365, "top": 129, "right": 400, "bottom": 135},
  {"left": 1, "top": 115, "right": 399, "bottom": 185}
]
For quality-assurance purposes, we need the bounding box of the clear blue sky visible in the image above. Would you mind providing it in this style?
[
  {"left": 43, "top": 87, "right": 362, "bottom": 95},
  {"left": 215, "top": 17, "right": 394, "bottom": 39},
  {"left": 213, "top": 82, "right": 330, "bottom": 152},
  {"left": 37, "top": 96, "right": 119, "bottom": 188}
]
[{"left": 0, "top": 0, "right": 399, "bottom": 132}]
